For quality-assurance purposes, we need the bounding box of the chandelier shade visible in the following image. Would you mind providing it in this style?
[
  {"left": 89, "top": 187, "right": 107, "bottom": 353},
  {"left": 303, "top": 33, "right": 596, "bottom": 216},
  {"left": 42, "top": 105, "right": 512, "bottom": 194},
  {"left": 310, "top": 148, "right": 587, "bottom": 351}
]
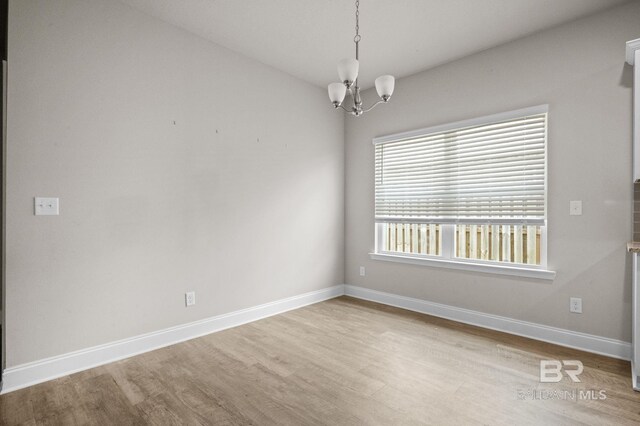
[
  {"left": 375, "top": 75, "right": 395, "bottom": 100},
  {"left": 328, "top": 83, "right": 347, "bottom": 105},
  {"left": 337, "top": 58, "right": 359, "bottom": 85}
]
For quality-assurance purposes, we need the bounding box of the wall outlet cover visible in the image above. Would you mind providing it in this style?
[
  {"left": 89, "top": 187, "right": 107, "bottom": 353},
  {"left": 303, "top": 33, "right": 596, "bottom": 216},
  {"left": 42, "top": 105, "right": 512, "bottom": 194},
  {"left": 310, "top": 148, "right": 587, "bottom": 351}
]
[
  {"left": 185, "top": 291, "right": 196, "bottom": 307},
  {"left": 570, "top": 297, "right": 582, "bottom": 313}
]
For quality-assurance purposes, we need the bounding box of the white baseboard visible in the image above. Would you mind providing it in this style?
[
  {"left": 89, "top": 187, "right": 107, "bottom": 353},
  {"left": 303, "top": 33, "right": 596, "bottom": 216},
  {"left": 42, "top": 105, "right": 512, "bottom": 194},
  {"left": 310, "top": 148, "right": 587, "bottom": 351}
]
[
  {"left": 3, "top": 283, "right": 631, "bottom": 394},
  {"left": 344, "top": 285, "right": 631, "bottom": 361},
  {"left": 1, "top": 285, "right": 345, "bottom": 394}
]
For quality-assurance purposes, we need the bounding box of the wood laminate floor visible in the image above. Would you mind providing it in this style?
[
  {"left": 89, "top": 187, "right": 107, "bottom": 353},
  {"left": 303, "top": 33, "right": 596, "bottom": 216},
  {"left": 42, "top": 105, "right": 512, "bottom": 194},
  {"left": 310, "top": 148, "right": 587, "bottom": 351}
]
[{"left": 1, "top": 296, "right": 639, "bottom": 425}]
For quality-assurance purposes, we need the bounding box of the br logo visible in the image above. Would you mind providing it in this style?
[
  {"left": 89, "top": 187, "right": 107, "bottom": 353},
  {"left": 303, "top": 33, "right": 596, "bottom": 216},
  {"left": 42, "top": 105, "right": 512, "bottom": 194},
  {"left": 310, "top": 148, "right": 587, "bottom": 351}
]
[{"left": 540, "top": 360, "right": 584, "bottom": 383}]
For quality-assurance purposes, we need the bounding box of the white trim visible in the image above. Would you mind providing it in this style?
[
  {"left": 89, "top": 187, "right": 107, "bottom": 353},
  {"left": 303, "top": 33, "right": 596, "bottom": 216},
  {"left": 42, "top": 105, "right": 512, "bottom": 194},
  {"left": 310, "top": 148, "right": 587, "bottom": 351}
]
[
  {"left": 632, "top": 360, "right": 639, "bottom": 391},
  {"left": 372, "top": 104, "right": 549, "bottom": 145},
  {"left": 0, "top": 285, "right": 345, "bottom": 394},
  {"left": 344, "top": 285, "right": 631, "bottom": 360},
  {"left": 626, "top": 38, "right": 640, "bottom": 65},
  {"left": 440, "top": 224, "right": 455, "bottom": 259},
  {"left": 370, "top": 252, "right": 556, "bottom": 280}
]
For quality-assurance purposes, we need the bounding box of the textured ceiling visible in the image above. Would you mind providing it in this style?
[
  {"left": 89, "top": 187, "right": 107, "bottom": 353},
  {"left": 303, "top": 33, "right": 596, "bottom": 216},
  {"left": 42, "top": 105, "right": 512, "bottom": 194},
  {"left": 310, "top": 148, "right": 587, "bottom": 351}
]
[{"left": 119, "top": 0, "right": 628, "bottom": 89}]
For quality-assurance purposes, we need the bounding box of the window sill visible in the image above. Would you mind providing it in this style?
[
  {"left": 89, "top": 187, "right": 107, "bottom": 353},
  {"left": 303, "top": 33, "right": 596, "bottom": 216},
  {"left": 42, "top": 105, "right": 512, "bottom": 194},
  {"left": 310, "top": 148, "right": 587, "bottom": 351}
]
[{"left": 369, "top": 252, "right": 556, "bottom": 281}]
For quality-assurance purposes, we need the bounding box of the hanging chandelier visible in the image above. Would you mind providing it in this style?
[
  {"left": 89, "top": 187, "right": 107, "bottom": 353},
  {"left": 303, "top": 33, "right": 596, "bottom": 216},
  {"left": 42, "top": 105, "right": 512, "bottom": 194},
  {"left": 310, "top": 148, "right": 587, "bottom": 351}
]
[{"left": 328, "top": 0, "right": 395, "bottom": 117}]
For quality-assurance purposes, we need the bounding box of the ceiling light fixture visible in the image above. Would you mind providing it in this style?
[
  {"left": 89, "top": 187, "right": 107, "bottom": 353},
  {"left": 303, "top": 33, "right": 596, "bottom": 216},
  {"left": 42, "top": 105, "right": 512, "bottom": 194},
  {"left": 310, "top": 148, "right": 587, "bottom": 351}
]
[{"left": 328, "top": 0, "right": 395, "bottom": 117}]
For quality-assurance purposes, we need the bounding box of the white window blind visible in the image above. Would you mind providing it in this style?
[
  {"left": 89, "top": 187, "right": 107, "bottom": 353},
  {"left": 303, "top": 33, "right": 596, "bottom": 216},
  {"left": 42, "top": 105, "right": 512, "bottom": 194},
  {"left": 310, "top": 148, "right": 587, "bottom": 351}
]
[{"left": 374, "top": 106, "right": 547, "bottom": 225}]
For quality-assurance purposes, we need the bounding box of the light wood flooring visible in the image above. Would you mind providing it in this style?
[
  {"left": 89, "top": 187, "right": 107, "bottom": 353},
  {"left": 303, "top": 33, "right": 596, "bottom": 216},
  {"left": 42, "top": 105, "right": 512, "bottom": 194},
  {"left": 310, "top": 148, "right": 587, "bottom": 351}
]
[{"left": 1, "top": 296, "right": 639, "bottom": 425}]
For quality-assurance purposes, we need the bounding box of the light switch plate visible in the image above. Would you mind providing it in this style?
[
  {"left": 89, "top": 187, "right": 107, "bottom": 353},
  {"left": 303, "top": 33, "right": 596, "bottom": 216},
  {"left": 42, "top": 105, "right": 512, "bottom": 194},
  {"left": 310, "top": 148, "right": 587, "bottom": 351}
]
[
  {"left": 34, "top": 197, "right": 59, "bottom": 215},
  {"left": 569, "top": 200, "right": 582, "bottom": 216}
]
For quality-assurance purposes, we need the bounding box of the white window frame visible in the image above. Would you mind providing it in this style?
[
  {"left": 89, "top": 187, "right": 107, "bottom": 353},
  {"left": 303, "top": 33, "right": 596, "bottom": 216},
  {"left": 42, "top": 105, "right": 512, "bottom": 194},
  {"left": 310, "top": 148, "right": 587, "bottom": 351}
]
[{"left": 370, "top": 106, "right": 555, "bottom": 280}]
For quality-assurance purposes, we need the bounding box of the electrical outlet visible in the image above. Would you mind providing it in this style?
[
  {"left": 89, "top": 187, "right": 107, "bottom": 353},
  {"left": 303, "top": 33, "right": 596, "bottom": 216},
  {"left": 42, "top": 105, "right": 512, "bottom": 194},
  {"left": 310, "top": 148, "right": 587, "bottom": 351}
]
[
  {"left": 360, "top": 266, "right": 365, "bottom": 276},
  {"left": 185, "top": 291, "right": 196, "bottom": 307},
  {"left": 570, "top": 297, "right": 582, "bottom": 313}
]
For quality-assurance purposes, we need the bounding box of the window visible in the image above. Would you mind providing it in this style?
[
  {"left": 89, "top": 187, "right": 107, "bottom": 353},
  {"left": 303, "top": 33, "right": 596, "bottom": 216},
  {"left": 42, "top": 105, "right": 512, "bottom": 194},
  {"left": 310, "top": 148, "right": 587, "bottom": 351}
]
[{"left": 372, "top": 105, "right": 554, "bottom": 279}]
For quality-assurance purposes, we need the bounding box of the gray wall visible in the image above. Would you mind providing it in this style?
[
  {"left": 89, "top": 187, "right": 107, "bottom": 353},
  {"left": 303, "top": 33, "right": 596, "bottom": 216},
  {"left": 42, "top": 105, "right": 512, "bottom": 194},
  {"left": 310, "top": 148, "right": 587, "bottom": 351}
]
[
  {"left": 5, "top": 0, "right": 344, "bottom": 366},
  {"left": 5, "top": 0, "right": 637, "bottom": 369},
  {"left": 345, "top": 1, "right": 639, "bottom": 342}
]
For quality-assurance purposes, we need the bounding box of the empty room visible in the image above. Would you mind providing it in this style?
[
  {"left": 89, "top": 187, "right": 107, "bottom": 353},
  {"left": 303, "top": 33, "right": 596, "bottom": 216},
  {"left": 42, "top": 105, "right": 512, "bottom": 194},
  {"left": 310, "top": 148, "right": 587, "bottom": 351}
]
[{"left": 2, "top": 0, "right": 640, "bottom": 424}]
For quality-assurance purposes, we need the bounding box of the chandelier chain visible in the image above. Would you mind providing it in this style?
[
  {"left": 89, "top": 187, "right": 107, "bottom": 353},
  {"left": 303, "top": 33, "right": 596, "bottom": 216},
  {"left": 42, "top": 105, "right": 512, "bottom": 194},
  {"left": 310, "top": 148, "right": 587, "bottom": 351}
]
[{"left": 354, "top": 0, "right": 361, "bottom": 43}]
